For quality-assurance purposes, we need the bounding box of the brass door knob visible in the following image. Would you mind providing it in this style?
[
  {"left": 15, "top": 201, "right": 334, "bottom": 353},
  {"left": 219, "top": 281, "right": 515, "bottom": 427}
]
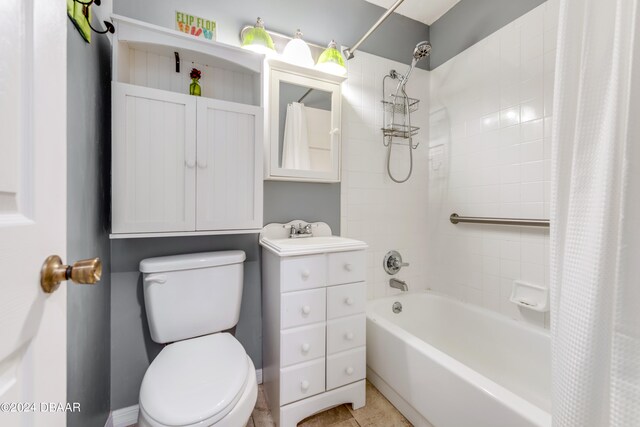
[{"left": 40, "top": 255, "right": 102, "bottom": 293}]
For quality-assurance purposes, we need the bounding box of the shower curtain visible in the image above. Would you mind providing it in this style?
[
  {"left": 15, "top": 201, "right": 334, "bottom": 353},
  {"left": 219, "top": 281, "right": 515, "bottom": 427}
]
[
  {"left": 551, "top": 0, "right": 640, "bottom": 426},
  {"left": 282, "top": 102, "right": 311, "bottom": 170}
]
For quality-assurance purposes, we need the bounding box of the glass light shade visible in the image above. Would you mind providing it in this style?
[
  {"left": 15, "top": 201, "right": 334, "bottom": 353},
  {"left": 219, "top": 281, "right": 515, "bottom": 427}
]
[
  {"left": 282, "top": 30, "right": 314, "bottom": 67},
  {"left": 316, "top": 40, "right": 346, "bottom": 75},
  {"left": 242, "top": 17, "right": 276, "bottom": 56}
]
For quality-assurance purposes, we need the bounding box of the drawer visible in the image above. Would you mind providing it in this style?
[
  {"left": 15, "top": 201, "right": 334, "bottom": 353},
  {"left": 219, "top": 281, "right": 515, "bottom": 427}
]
[
  {"left": 281, "top": 254, "right": 326, "bottom": 292},
  {"left": 281, "top": 288, "right": 326, "bottom": 329},
  {"left": 327, "top": 282, "right": 366, "bottom": 319},
  {"left": 280, "top": 323, "right": 325, "bottom": 367},
  {"left": 328, "top": 251, "right": 366, "bottom": 285},
  {"left": 280, "top": 358, "right": 325, "bottom": 405},
  {"left": 327, "top": 347, "right": 366, "bottom": 390},
  {"left": 327, "top": 314, "right": 366, "bottom": 355}
]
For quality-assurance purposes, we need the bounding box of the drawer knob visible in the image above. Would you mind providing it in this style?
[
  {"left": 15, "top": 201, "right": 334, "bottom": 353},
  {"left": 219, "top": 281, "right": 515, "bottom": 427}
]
[
  {"left": 345, "top": 332, "right": 354, "bottom": 341},
  {"left": 345, "top": 366, "right": 354, "bottom": 376},
  {"left": 345, "top": 297, "right": 354, "bottom": 306},
  {"left": 301, "top": 343, "right": 310, "bottom": 353},
  {"left": 301, "top": 269, "right": 310, "bottom": 279},
  {"left": 301, "top": 305, "right": 311, "bottom": 315},
  {"left": 344, "top": 263, "right": 353, "bottom": 272},
  {"left": 301, "top": 380, "right": 310, "bottom": 391}
]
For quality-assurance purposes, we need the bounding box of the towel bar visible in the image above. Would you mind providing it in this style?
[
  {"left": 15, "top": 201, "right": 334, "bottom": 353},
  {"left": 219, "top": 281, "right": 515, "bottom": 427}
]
[{"left": 450, "top": 213, "right": 550, "bottom": 227}]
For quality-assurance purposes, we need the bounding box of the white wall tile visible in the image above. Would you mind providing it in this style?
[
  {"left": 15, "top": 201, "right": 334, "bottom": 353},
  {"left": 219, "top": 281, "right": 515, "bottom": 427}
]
[
  {"left": 341, "top": 51, "right": 430, "bottom": 299},
  {"left": 428, "top": 3, "right": 554, "bottom": 329}
]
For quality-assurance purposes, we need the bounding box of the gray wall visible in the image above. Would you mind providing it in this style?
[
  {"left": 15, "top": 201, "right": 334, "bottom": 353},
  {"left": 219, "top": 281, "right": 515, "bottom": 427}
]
[
  {"left": 429, "top": 0, "right": 547, "bottom": 69},
  {"left": 113, "top": 0, "right": 430, "bottom": 69},
  {"left": 109, "top": 0, "right": 427, "bottom": 410},
  {"left": 67, "top": 20, "right": 112, "bottom": 427}
]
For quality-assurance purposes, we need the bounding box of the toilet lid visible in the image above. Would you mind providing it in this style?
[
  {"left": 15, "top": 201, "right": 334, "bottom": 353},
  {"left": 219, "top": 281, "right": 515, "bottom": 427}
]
[{"left": 140, "top": 333, "right": 250, "bottom": 426}]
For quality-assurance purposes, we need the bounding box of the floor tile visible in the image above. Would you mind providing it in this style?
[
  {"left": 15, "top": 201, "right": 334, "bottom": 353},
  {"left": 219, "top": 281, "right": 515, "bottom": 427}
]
[
  {"left": 252, "top": 407, "right": 276, "bottom": 427},
  {"left": 129, "top": 381, "right": 410, "bottom": 427},
  {"left": 298, "top": 404, "right": 354, "bottom": 426},
  {"left": 347, "top": 381, "right": 411, "bottom": 427}
]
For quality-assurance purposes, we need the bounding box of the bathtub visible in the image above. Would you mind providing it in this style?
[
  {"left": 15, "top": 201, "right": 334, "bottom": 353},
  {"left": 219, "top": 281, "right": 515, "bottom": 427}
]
[{"left": 366, "top": 292, "right": 551, "bottom": 427}]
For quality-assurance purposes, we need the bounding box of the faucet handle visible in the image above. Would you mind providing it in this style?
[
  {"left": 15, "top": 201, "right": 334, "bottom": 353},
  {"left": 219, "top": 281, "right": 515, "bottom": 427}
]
[
  {"left": 384, "top": 250, "right": 408, "bottom": 275},
  {"left": 392, "top": 259, "right": 409, "bottom": 268}
]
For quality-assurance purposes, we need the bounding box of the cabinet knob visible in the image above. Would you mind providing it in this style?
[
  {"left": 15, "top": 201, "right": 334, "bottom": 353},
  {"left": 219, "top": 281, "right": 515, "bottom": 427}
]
[
  {"left": 345, "top": 366, "right": 354, "bottom": 376},
  {"left": 301, "top": 343, "right": 310, "bottom": 353},
  {"left": 344, "top": 332, "right": 354, "bottom": 341},
  {"left": 301, "top": 269, "right": 310, "bottom": 279},
  {"left": 344, "top": 263, "right": 353, "bottom": 272},
  {"left": 185, "top": 159, "right": 196, "bottom": 168},
  {"left": 301, "top": 305, "right": 311, "bottom": 315},
  {"left": 301, "top": 380, "right": 310, "bottom": 391},
  {"left": 344, "top": 297, "right": 354, "bottom": 306}
]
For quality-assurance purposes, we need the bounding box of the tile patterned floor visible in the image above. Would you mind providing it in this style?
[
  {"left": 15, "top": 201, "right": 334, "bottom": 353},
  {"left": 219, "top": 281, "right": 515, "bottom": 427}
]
[
  {"left": 249, "top": 380, "right": 411, "bottom": 427},
  {"left": 129, "top": 380, "right": 410, "bottom": 427}
]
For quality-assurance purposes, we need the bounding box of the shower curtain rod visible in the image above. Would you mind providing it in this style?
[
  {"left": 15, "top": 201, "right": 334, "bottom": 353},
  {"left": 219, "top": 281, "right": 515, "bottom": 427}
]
[
  {"left": 343, "top": 0, "right": 405, "bottom": 60},
  {"left": 298, "top": 88, "right": 313, "bottom": 103},
  {"left": 450, "top": 213, "right": 550, "bottom": 227}
]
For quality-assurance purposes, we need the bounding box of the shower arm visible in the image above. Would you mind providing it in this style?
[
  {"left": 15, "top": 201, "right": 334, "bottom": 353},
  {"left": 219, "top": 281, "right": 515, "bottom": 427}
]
[{"left": 343, "top": 0, "right": 405, "bottom": 60}]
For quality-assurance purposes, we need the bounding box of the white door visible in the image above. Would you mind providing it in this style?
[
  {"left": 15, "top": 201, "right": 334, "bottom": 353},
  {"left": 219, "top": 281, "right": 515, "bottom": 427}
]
[
  {"left": 112, "top": 83, "right": 197, "bottom": 234},
  {"left": 0, "top": 0, "right": 67, "bottom": 426},
  {"left": 196, "top": 98, "right": 263, "bottom": 231}
]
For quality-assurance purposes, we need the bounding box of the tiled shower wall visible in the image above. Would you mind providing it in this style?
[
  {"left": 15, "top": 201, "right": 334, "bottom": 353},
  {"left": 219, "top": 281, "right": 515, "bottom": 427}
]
[
  {"left": 341, "top": 51, "right": 430, "bottom": 300},
  {"left": 427, "top": 1, "right": 559, "bottom": 328}
]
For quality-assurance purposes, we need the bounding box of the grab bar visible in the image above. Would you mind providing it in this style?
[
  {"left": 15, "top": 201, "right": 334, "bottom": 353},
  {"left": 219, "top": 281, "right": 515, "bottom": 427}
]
[{"left": 450, "top": 213, "right": 550, "bottom": 227}]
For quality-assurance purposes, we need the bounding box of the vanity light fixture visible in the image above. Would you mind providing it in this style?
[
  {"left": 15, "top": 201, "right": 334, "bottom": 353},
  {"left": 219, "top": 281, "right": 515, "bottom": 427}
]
[
  {"left": 316, "top": 40, "right": 347, "bottom": 76},
  {"left": 282, "top": 30, "right": 314, "bottom": 68},
  {"left": 241, "top": 17, "right": 276, "bottom": 56}
]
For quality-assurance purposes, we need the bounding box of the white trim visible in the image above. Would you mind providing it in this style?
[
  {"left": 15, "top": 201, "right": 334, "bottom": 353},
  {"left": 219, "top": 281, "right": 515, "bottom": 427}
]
[
  {"left": 112, "top": 405, "right": 139, "bottom": 427},
  {"left": 109, "top": 369, "right": 262, "bottom": 427},
  {"left": 103, "top": 411, "right": 114, "bottom": 427}
]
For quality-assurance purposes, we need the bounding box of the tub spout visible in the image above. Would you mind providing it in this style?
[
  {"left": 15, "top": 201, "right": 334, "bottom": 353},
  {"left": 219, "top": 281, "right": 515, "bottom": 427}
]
[{"left": 389, "top": 278, "right": 408, "bottom": 291}]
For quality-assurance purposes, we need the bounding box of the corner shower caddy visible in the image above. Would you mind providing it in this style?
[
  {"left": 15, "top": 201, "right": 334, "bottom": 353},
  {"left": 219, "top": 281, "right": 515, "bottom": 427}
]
[{"left": 381, "top": 75, "right": 420, "bottom": 148}]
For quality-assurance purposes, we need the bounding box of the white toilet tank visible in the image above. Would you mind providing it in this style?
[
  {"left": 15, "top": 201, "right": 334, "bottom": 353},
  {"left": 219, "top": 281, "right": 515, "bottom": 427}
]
[{"left": 140, "top": 251, "right": 246, "bottom": 344}]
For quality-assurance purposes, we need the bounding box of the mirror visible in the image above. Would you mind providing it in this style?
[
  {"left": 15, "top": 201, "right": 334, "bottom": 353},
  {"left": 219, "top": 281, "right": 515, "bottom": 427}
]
[
  {"left": 278, "top": 82, "right": 332, "bottom": 172},
  {"left": 267, "top": 63, "right": 344, "bottom": 182}
]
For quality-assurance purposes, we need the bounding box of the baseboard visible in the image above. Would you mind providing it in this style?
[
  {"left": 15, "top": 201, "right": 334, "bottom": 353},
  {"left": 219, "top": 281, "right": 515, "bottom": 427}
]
[
  {"left": 109, "top": 369, "right": 263, "bottom": 427},
  {"left": 111, "top": 404, "right": 139, "bottom": 427},
  {"left": 103, "top": 411, "right": 114, "bottom": 427}
]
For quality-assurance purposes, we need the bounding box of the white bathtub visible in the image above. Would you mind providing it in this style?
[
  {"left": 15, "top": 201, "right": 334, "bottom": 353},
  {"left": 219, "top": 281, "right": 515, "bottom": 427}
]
[{"left": 366, "top": 292, "right": 551, "bottom": 427}]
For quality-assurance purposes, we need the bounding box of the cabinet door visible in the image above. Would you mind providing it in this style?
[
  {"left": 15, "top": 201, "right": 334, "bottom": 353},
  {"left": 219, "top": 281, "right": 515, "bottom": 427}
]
[
  {"left": 196, "top": 98, "right": 263, "bottom": 231},
  {"left": 112, "top": 83, "right": 196, "bottom": 233}
]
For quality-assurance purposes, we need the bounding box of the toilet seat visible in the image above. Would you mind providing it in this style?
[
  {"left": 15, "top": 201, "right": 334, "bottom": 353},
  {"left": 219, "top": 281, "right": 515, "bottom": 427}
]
[{"left": 139, "top": 333, "right": 251, "bottom": 426}]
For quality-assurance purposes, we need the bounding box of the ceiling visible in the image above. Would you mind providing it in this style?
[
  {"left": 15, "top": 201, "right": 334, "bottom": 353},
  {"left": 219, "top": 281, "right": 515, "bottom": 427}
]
[{"left": 363, "top": 0, "right": 461, "bottom": 25}]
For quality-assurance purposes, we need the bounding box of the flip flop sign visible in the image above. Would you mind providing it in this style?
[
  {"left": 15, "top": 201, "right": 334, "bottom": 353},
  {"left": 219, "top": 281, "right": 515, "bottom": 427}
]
[{"left": 176, "top": 11, "right": 216, "bottom": 41}]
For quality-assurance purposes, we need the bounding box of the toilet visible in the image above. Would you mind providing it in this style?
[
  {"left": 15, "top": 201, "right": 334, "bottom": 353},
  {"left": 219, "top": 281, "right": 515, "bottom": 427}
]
[{"left": 137, "top": 251, "right": 257, "bottom": 427}]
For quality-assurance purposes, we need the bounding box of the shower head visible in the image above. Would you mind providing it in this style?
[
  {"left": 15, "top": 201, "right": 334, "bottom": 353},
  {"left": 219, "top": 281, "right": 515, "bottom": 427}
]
[{"left": 413, "top": 41, "right": 431, "bottom": 62}]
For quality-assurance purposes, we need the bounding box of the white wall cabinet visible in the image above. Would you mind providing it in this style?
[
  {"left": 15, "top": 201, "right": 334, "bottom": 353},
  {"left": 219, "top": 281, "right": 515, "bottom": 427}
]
[
  {"left": 196, "top": 98, "right": 262, "bottom": 231},
  {"left": 112, "top": 83, "right": 197, "bottom": 234},
  {"left": 110, "top": 16, "right": 263, "bottom": 238},
  {"left": 265, "top": 60, "right": 345, "bottom": 183}
]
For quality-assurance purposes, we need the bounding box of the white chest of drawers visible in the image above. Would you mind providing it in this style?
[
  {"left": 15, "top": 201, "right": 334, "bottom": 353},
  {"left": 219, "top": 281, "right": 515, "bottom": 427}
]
[{"left": 260, "top": 221, "right": 368, "bottom": 427}]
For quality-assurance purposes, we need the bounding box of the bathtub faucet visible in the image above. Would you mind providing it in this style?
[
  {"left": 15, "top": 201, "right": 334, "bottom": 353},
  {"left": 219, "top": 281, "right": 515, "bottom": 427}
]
[{"left": 389, "top": 278, "right": 408, "bottom": 292}]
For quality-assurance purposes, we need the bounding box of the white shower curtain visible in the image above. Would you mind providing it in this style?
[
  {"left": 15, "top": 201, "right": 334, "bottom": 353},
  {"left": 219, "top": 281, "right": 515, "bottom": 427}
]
[
  {"left": 282, "top": 102, "right": 311, "bottom": 170},
  {"left": 551, "top": 0, "right": 640, "bottom": 426}
]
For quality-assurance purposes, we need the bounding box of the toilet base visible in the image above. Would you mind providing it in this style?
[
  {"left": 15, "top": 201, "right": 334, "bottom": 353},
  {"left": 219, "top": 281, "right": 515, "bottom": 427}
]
[{"left": 138, "top": 358, "right": 258, "bottom": 427}]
